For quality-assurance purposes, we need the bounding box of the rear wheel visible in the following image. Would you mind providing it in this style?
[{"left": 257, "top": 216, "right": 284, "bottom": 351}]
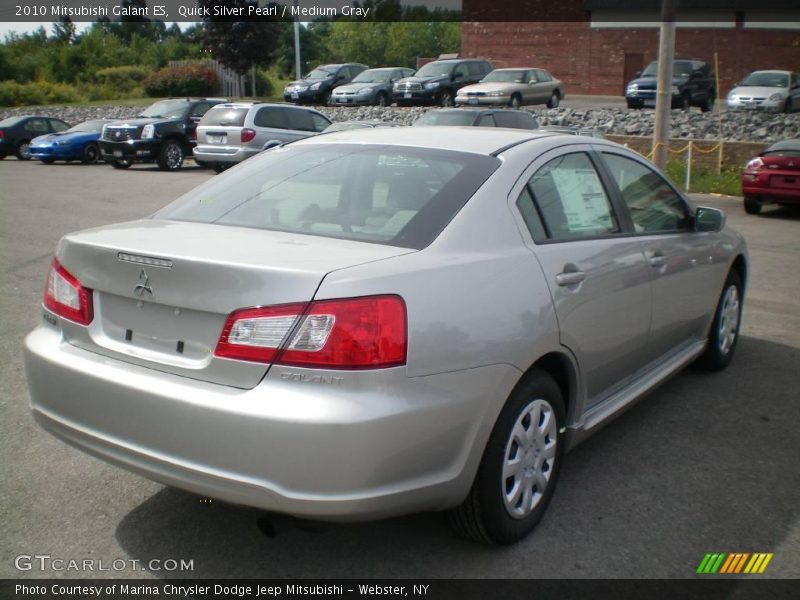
[
  {"left": 681, "top": 93, "right": 691, "bottom": 111},
  {"left": 156, "top": 140, "right": 184, "bottom": 170},
  {"left": 785, "top": 98, "right": 793, "bottom": 114},
  {"left": 448, "top": 369, "right": 565, "bottom": 545},
  {"left": 81, "top": 142, "right": 99, "bottom": 164},
  {"left": 375, "top": 91, "right": 389, "bottom": 107},
  {"left": 694, "top": 270, "right": 743, "bottom": 371},
  {"left": 546, "top": 92, "right": 560, "bottom": 109},
  {"left": 701, "top": 92, "right": 715, "bottom": 113},
  {"left": 16, "top": 140, "right": 31, "bottom": 160},
  {"left": 744, "top": 196, "right": 762, "bottom": 215},
  {"left": 508, "top": 94, "right": 521, "bottom": 109}
]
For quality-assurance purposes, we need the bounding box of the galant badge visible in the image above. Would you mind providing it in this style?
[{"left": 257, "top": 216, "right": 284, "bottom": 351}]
[{"left": 133, "top": 269, "right": 154, "bottom": 298}]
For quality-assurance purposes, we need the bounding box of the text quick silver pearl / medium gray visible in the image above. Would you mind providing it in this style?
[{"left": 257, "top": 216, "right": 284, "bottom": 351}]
[{"left": 24, "top": 127, "right": 748, "bottom": 545}]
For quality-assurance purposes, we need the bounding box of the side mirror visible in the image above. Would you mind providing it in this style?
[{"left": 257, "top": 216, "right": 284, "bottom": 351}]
[
  {"left": 695, "top": 206, "right": 725, "bottom": 232},
  {"left": 190, "top": 115, "right": 202, "bottom": 123},
  {"left": 634, "top": 71, "right": 642, "bottom": 78},
  {"left": 452, "top": 72, "right": 463, "bottom": 81}
]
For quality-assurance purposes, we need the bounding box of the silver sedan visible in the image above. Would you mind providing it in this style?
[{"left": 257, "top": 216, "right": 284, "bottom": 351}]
[
  {"left": 456, "top": 68, "right": 565, "bottom": 108},
  {"left": 24, "top": 128, "right": 747, "bottom": 545}
]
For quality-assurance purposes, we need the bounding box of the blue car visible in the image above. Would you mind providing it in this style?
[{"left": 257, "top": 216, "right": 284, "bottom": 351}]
[{"left": 30, "top": 120, "right": 111, "bottom": 164}]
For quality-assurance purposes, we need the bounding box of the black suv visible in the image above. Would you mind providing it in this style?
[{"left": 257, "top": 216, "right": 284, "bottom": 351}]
[
  {"left": 625, "top": 59, "right": 716, "bottom": 112},
  {"left": 100, "top": 98, "right": 226, "bottom": 170},
  {"left": 283, "top": 63, "right": 369, "bottom": 105},
  {"left": 393, "top": 58, "right": 494, "bottom": 107}
]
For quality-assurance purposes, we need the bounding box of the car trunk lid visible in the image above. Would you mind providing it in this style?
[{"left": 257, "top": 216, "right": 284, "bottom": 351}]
[{"left": 55, "top": 219, "right": 413, "bottom": 388}]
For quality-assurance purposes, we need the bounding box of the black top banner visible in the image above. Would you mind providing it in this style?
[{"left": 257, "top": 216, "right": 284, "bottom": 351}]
[{"left": 1, "top": 0, "right": 800, "bottom": 23}]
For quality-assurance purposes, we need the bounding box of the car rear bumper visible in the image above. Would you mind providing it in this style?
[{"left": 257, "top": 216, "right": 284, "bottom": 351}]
[
  {"left": 193, "top": 145, "right": 261, "bottom": 165},
  {"left": 743, "top": 182, "right": 800, "bottom": 203},
  {"left": 24, "top": 324, "right": 509, "bottom": 520}
]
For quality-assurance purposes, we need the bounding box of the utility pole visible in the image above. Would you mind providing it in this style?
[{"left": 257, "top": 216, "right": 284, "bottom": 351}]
[
  {"left": 652, "top": 0, "right": 676, "bottom": 170},
  {"left": 293, "top": 0, "right": 302, "bottom": 80}
]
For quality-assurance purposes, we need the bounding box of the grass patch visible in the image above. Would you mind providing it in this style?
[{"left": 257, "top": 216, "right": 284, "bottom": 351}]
[{"left": 665, "top": 160, "right": 742, "bottom": 196}]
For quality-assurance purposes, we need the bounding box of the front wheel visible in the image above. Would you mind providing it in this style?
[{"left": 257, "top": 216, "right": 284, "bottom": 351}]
[
  {"left": 439, "top": 89, "right": 454, "bottom": 107},
  {"left": 744, "top": 196, "right": 762, "bottom": 215},
  {"left": 40, "top": 158, "right": 55, "bottom": 164},
  {"left": 785, "top": 98, "right": 793, "bottom": 114},
  {"left": 508, "top": 94, "right": 521, "bottom": 109},
  {"left": 694, "top": 270, "right": 744, "bottom": 371},
  {"left": 156, "top": 140, "right": 184, "bottom": 171},
  {"left": 701, "top": 93, "right": 715, "bottom": 113},
  {"left": 109, "top": 158, "right": 132, "bottom": 169},
  {"left": 546, "top": 92, "right": 560, "bottom": 109},
  {"left": 448, "top": 369, "right": 565, "bottom": 545},
  {"left": 374, "top": 91, "right": 389, "bottom": 107},
  {"left": 680, "top": 93, "right": 691, "bottom": 111}
]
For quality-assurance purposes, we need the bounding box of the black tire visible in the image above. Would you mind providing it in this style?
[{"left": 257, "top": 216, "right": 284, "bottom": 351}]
[
  {"left": 81, "top": 142, "right": 100, "bottom": 164},
  {"left": 627, "top": 100, "right": 642, "bottom": 110},
  {"left": 109, "top": 158, "right": 132, "bottom": 169},
  {"left": 212, "top": 164, "right": 227, "bottom": 174},
  {"left": 744, "top": 196, "right": 762, "bottom": 215},
  {"left": 694, "top": 270, "right": 744, "bottom": 372},
  {"left": 701, "top": 92, "right": 715, "bottom": 113},
  {"left": 321, "top": 90, "right": 332, "bottom": 106},
  {"left": 156, "top": 140, "right": 184, "bottom": 171},
  {"left": 375, "top": 91, "right": 389, "bottom": 107},
  {"left": 16, "top": 140, "right": 31, "bottom": 160},
  {"left": 439, "top": 89, "right": 454, "bottom": 107},
  {"left": 681, "top": 93, "right": 691, "bottom": 111},
  {"left": 546, "top": 91, "right": 560, "bottom": 109},
  {"left": 40, "top": 158, "right": 55, "bottom": 164},
  {"left": 448, "top": 369, "right": 565, "bottom": 545},
  {"left": 508, "top": 94, "right": 522, "bottom": 109},
  {"left": 785, "top": 98, "right": 792, "bottom": 114}
]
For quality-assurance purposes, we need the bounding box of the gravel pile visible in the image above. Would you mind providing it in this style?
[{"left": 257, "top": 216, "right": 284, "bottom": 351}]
[{"left": 2, "top": 103, "right": 798, "bottom": 143}]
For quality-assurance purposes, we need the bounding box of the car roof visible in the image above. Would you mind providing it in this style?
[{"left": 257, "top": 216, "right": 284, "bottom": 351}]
[
  {"left": 293, "top": 126, "right": 559, "bottom": 155},
  {"left": 747, "top": 69, "right": 791, "bottom": 75}
]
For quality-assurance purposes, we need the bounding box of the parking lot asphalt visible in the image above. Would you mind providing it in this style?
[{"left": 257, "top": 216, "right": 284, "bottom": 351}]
[{"left": 1, "top": 159, "right": 798, "bottom": 579}]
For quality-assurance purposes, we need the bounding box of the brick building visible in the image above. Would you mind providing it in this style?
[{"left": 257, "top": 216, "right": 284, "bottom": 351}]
[{"left": 461, "top": 1, "right": 800, "bottom": 96}]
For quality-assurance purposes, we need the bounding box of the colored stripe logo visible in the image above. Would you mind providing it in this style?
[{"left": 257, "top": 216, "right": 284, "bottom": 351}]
[{"left": 696, "top": 553, "right": 773, "bottom": 574}]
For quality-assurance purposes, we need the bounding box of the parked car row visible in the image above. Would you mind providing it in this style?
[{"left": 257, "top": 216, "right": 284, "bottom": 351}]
[{"left": 283, "top": 59, "right": 565, "bottom": 109}]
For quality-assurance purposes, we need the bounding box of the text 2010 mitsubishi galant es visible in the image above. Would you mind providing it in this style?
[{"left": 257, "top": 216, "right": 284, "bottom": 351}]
[{"left": 24, "top": 128, "right": 747, "bottom": 545}]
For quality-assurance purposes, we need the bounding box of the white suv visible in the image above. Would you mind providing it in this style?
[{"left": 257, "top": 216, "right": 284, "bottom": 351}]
[{"left": 193, "top": 102, "right": 332, "bottom": 172}]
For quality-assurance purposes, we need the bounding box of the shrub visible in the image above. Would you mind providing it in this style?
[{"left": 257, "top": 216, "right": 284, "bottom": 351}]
[
  {"left": 93, "top": 65, "right": 150, "bottom": 94},
  {"left": 0, "top": 80, "right": 83, "bottom": 107},
  {"left": 143, "top": 64, "right": 218, "bottom": 97}
]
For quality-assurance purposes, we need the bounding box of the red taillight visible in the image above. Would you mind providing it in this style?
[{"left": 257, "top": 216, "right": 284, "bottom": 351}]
[
  {"left": 240, "top": 128, "right": 256, "bottom": 143},
  {"left": 215, "top": 295, "right": 407, "bottom": 370},
  {"left": 0, "top": 130, "right": 4, "bottom": 140},
  {"left": 43, "top": 258, "right": 93, "bottom": 325}
]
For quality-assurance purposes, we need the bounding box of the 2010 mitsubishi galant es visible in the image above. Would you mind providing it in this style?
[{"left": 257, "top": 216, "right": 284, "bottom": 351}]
[{"left": 24, "top": 128, "right": 748, "bottom": 545}]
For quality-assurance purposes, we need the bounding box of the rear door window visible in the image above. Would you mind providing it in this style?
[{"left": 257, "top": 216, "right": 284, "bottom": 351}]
[
  {"left": 527, "top": 152, "right": 619, "bottom": 240},
  {"left": 254, "top": 106, "right": 288, "bottom": 129},
  {"left": 24, "top": 118, "right": 49, "bottom": 133},
  {"left": 286, "top": 109, "right": 316, "bottom": 132},
  {"left": 49, "top": 119, "right": 69, "bottom": 132}
]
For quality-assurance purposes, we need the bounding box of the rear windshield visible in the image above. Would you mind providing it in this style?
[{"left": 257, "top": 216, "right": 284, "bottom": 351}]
[
  {"left": 200, "top": 107, "right": 249, "bottom": 127},
  {"left": 414, "top": 112, "right": 478, "bottom": 126},
  {"left": 155, "top": 143, "right": 500, "bottom": 249}
]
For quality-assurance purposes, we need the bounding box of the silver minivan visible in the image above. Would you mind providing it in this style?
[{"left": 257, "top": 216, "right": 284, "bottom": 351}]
[{"left": 193, "top": 102, "right": 331, "bottom": 171}]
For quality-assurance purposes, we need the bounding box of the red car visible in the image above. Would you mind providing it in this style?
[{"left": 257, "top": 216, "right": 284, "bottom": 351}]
[{"left": 742, "top": 139, "right": 800, "bottom": 214}]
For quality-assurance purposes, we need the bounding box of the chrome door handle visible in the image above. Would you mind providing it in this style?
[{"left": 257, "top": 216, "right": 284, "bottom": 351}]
[
  {"left": 649, "top": 251, "right": 667, "bottom": 268},
  {"left": 556, "top": 270, "right": 586, "bottom": 286}
]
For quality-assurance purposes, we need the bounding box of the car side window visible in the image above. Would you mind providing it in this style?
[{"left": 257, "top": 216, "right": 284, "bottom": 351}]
[
  {"left": 25, "top": 118, "right": 49, "bottom": 133},
  {"left": 527, "top": 152, "right": 619, "bottom": 240},
  {"left": 516, "top": 185, "right": 548, "bottom": 241},
  {"left": 254, "top": 107, "right": 287, "bottom": 129},
  {"left": 286, "top": 109, "right": 315, "bottom": 132},
  {"left": 453, "top": 63, "right": 469, "bottom": 80},
  {"left": 537, "top": 70, "right": 552, "bottom": 82},
  {"left": 49, "top": 119, "right": 69, "bottom": 132},
  {"left": 601, "top": 152, "right": 691, "bottom": 233},
  {"left": 191, "top": 103, "right": 212, "bottom": 118},
  {"left": 310, "top": 113, "right": 331, "bottom": 133},
  {"left": 527, "top": 70, "right": 538, "bottom": 83},
  {"left": 467, "top": 62, "right": 483, "bottom": 79},
  {"left": 477, "top": 114, "right": 495, "bottom": 127}
]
